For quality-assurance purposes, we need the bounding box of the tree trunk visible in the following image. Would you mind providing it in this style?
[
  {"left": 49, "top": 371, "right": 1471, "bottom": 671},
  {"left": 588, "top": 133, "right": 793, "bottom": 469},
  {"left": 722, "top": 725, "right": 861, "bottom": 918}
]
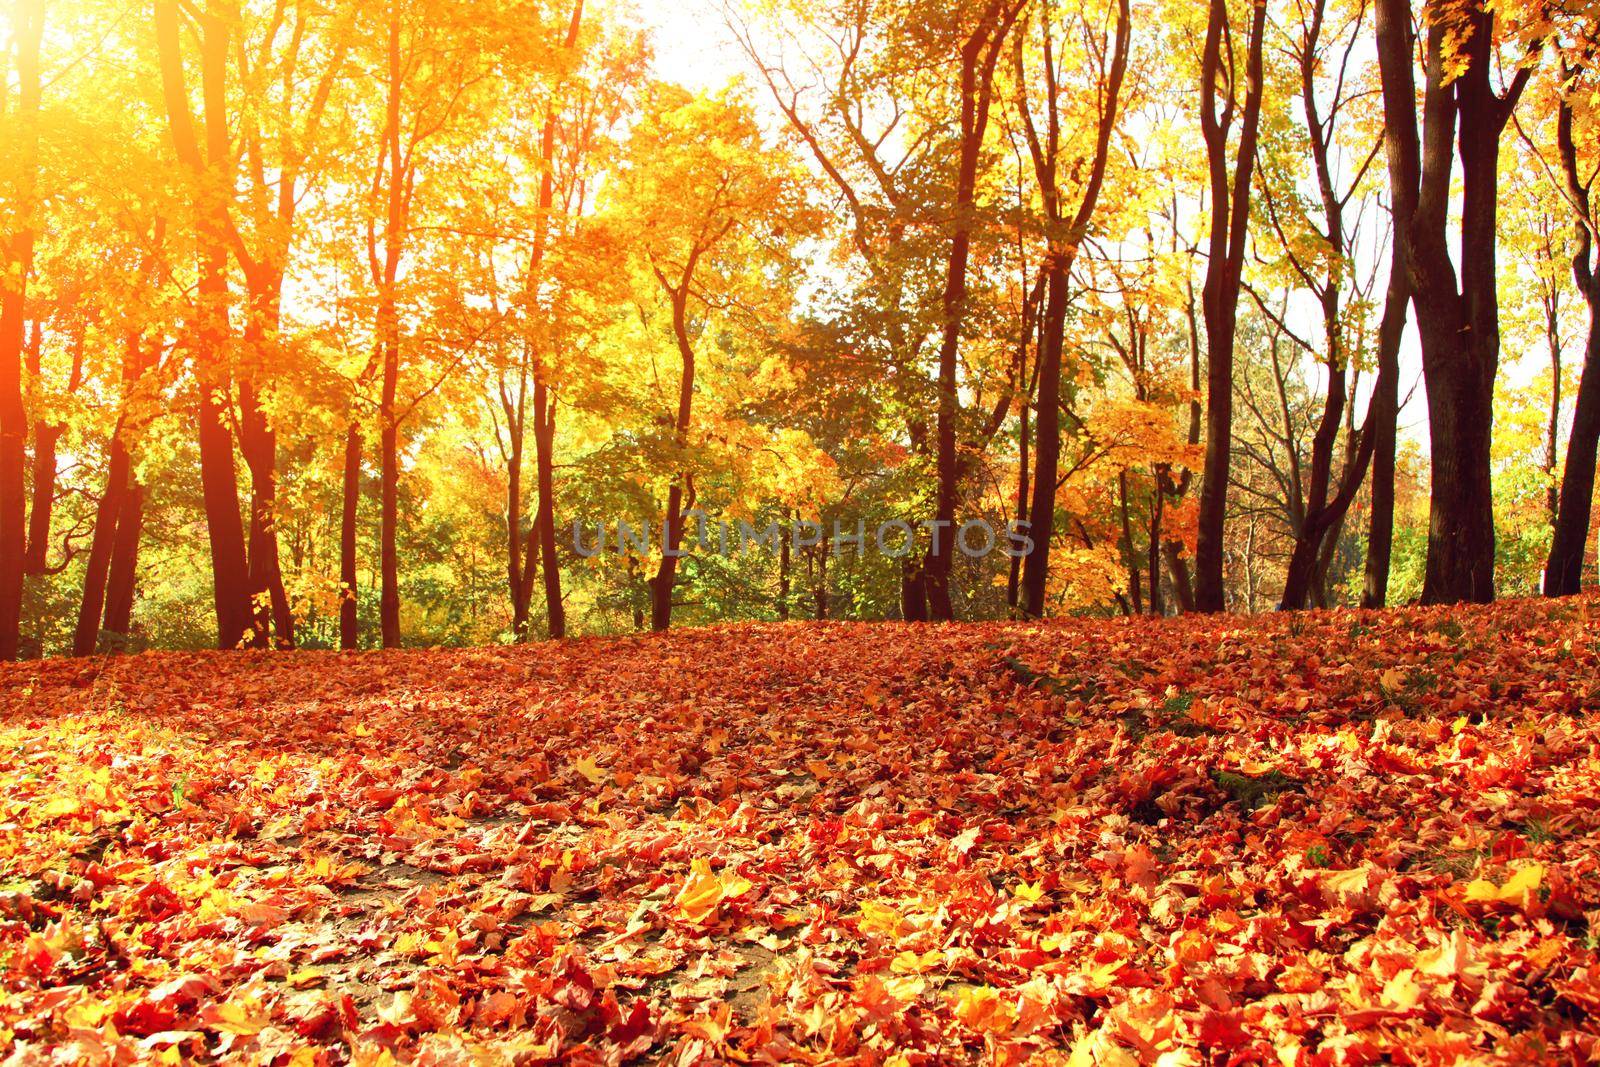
[
  {"left": 1548, "top": 293, "right": 1600, "bottom": 595},
  {"left": 240, "top": 328, "right": 293, "bottom": 648},
  {"left": 23, "top": 424, "right": 57, "bottom": 577},
  {"left": 1377, "top": 0, "right": 1523, "bottom": 605},
  {"left": 155, "top": 0, "right": 253, "bottom": 649},
  {"left": 533, "top": 380, "right": 564, "bottom": 637},
  {"left": 74, "top": 441, "right": 129, "bottom": 657},
  {"left": 103, "top": 476, "right": 144, "bottom": 643},
  {"left": 1118, "top": 469, "right": 1143, "bottom": 614},
  {"left": 1193, "top": 0, "right": 1267, "bottom": 613},
  {"left": 1014, "top": 0, "right": 1128, "bottom": 619},
  {"left": 379, "top": 328, "right": 400, "bottom": 647},
  {"left": 22, "top": 323, "right": 58, "bottom": 576},
  {"left": 375, "top": 3, "right": 406, "bottom": 649},
  {"left": 1148, "top": 468, "right": 1164, "bottom": 615},
  {"left": 1008, "top": 353, "right": 1031, "bottom": 613},
  {"left": 778, "top": 509, "right": 791, "bottom": 619},
  {"left": 84, "top": 329, "right": 152, "bottom": 654},
  {"left": 900, "top": 557, "right": 928, "bottom": 622},
  {"left": 928, "top": 0, "right": 1024, "bottom": 623},
  {"left": 651, "top": 290, "right": 696, "bottom": 632},
  {"left": 339, "top": 423, "right": 361, "bottom": 649},
  {"left": 1545, "top": 87, "right": 1600, "bottom": 598},
  {"left": 1022, "top": 267, "right": 1069, "bottom": 617},
  {"left": 1362, "top": 253, "right": 1407, "bottom": 607},
  {"left": 814, "top": 543, "right": 829, "bottom": 620},
  {"left": 0, "top": 0, "right": 44, "bottom": 661},
  {"left": 504, "top": 371, "right": 530, "bottom": 637}
]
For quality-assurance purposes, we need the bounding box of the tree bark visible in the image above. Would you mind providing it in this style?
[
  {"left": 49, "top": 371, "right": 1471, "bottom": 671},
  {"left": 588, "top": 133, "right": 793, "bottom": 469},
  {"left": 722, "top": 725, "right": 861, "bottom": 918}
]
[
  {"left": 155, "top": 0, "right": 254, "bottom": 649},
  {"left": 375, "top": 4, "right": 405, "bottom": 648},
  {"left": 0, "top": 0, "right": 45, "bottom": 660},
  {"left": 74, "top": 441, "right": 129, "bottom": 657},
  {"left": 339, "top": 423, "right": 362, "bottom": 649},
  {"left": 651, "top": 287, "right": 696, "bottom": 632},
  {"left": 1377, "top": 0, "right": 1526, "bottom": 604},
  {"left": 1016, "top": 0, "right": 1128, "bottom": 618},
  {"left": 22, "top": 322, "right": 59, "bottom": 576},
  {"left": 1362, "top": 251, "right": 1407, "bottom": 607},
  {"left": 1545, "top": 86, "right": 1600, "bottom": 598},
  {"left": 102, "top": 475, "right": 144, "bottom": 643},
  {"left": 1194, "top": 0, "right": 1267, "bottom": 613},
  {"left": 928, "top": 0, "right": 1026, "bottom": 622},
  {"left": 778, "top": 508, "right": 791, "bottom": 619},
  {"left": 533, "top": 380, "right": 564, "bottom": 637}
]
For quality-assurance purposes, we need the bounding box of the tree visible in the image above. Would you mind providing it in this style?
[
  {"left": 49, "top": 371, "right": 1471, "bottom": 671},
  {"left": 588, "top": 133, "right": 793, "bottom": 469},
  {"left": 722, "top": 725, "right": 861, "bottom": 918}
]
[
  {"left": 1014, "top": 0, "right": 1131, "bottom": 619},
  {"left": 926, "top": 0, "right": 1028, "bottom": 622},
  {"left": 1544, "top": 59, "right": 1600, "bottom": 596},
  {"left": 1193, "top": 0, "right": 1267, "bottom": 612},
  {"left": 1255, "top": 0, "right": 1402, "bottom": 610},
  {"left": 0, "top": 0, "right": 45, "bottom": 660},
  {"left": 153, "top": 0, "right": 256, "bottom": 649},
  {"left": 609, "top": 87, "right": 804, "bottom": 631},
  {"left": 1375, "top": 0, "right": 1533, "bottom": 604}
]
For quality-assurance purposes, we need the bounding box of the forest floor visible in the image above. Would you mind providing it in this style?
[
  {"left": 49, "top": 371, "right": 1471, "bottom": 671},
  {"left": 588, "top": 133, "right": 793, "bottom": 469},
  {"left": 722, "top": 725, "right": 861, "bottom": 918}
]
[{"left": 3, "top": 598, "right": 1600, "bottom": 1064}]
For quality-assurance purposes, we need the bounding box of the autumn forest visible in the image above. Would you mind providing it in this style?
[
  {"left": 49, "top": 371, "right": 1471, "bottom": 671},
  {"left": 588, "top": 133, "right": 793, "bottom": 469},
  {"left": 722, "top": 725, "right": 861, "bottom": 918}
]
[
  {"left": 0, "top": 0, "right": 1594, "bottom": 657},
  {"left": 6, "top": 0, "right": 1600, "bottom": 1061}
]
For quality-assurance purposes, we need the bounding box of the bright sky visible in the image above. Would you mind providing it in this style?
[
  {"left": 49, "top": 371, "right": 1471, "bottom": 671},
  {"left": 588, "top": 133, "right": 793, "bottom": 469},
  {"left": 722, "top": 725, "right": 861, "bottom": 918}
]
[{"left": 640, "top": 0, "right": 745, "bottom": 92}]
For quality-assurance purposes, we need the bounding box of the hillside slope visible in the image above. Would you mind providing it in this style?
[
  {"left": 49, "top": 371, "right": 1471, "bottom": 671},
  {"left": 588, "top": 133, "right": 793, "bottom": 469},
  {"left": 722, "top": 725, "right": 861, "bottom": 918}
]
[{"left": 3, "top": 598, "right": 1600, "bottom": 1062}]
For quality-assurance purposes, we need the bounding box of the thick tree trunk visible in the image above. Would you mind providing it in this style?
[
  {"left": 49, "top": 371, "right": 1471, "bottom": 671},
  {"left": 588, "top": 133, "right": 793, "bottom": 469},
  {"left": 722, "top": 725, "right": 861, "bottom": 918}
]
[
  {"left": 339, "top": 423, "right": 361, "bottom": 649},
  {"left": 240, "top": 376, "right": 291, "bottom": 647},
  {"left": 1418, "top": 10, "right": 1505, "bottom": 605},
  {"left": 651, "top": 483, "right": 685, "bottom": 632},
  {"left": 0, "top": 1, "right": 44, "bottom": 661},
  {"left": 1548, "top": 299, "right": 1600, "bottom": 595},
  {"left": 1377, "top": 0, "right": 1521, "bottom": 605},
  {"left": 22, "top": 323, "right": 58, "bottom": 576},
  {"left": 239, "top": 326, "right": 293, "bottom": 648},
  {"left": 23, "top": 426, "right": 58, "bottom": 577},
  {"left": 1164, "top": 542, "right": 1194, "bottom": 613},
  {"left": 900, "top": 557, "right": 928, "bottom": 622},
  {"left": 81, "top": 330, "right": 151, "bottom": 654}
]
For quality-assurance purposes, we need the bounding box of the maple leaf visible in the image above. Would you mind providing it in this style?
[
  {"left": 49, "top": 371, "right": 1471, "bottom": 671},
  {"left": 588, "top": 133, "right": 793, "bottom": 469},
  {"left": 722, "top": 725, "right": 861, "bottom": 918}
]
[
  {"left": 673, "top": 859, "right": 752, "bottom": 925},
  {"left": 1462, "top": 863, "right": 1545, "bottom": 910}
]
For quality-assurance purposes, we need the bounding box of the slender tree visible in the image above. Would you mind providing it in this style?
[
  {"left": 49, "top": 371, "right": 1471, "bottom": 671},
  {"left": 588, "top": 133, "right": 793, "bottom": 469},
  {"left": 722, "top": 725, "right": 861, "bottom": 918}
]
[
  {"left": 1545, "top": 70, "right": 1600, "bottom": 596},
  {"left": 1015, "top": 0, "right": 1131, "bottom": 619},
  {"left": 927, "top": 0, "right": 1028, "bottom": 621},
  {"left": 154, "top": 0, "right": 255, "bottom": 649},
  {"left": 1193, "top": 0, "right": 1267, "bottom": 612},
  {"left": 0, "top": 0, "right": 45, "bottom": 660}
]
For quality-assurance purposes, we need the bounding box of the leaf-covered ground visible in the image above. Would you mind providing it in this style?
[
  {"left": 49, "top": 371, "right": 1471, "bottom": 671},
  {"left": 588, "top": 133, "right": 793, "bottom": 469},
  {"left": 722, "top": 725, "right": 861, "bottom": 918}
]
[{"left": 4, "top": 598, "right": 1600, "bottom": 1064}]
